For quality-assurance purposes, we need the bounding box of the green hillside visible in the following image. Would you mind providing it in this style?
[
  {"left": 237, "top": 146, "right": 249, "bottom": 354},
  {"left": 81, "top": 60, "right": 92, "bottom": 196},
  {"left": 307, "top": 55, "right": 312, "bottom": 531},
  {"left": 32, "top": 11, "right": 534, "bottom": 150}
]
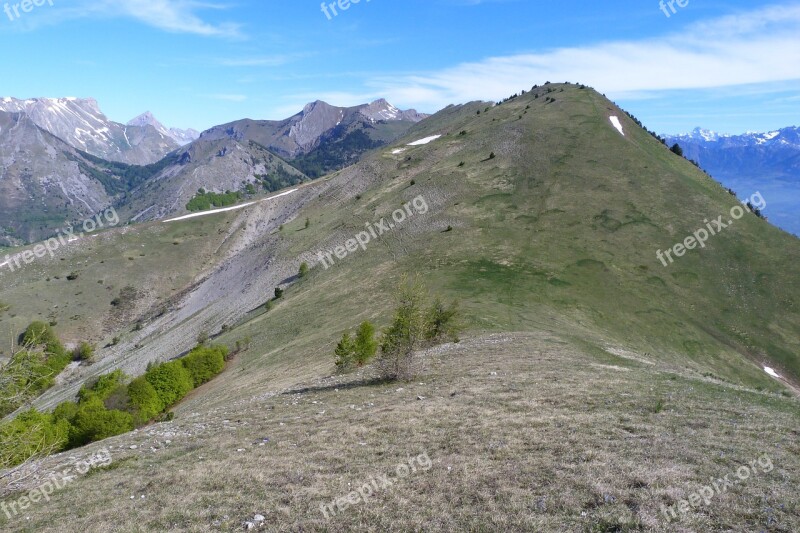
[{"left": 1, "top": 84, "right": 797, "bottom": 532}]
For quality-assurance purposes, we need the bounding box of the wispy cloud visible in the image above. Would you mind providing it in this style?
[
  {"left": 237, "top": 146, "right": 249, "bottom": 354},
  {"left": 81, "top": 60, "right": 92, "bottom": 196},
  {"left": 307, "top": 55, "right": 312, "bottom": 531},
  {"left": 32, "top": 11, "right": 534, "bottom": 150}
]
[
  {"left": 312, "top": 3, "right": 800, "bottom": 111},
  {"left": 11, "top": 0, "right": 242, "bottom": 38}
]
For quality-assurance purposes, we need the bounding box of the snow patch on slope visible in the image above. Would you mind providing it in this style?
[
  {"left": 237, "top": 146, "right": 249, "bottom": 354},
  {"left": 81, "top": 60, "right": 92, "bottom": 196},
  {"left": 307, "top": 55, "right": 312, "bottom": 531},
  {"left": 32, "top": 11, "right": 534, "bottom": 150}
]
[
  {"left": 609, "top": 116, "right": 624, "bottom": 136},
  {"left": 408, "top": 135, "right": 441, "bottom": 146},
  {"left": 163, "top": 189, "right": 298, "bottom": 223}
]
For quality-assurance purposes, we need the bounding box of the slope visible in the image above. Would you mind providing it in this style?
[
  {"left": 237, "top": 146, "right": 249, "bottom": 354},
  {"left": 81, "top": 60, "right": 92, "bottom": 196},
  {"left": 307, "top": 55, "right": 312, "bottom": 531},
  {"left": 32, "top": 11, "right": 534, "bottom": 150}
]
[{"left": 1, "top": 83, "right": 798, "bottom": 532}]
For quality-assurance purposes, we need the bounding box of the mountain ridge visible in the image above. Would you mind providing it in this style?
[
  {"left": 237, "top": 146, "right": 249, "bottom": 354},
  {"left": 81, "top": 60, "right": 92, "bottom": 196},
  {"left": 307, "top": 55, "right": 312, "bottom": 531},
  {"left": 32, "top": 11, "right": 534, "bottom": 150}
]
[{"left": 0, "top": 97, "right": 179, "bottom": 165}]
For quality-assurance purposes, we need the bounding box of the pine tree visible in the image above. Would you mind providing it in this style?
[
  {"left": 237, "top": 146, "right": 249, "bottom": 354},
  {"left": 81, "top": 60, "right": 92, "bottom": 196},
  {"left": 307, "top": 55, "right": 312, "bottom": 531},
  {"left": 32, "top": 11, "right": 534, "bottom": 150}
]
[
  {"left": 353, "top": 321, "right": 377, "bottom": 366},
  {"left": 334, "top": 333, "right": 356, "bottom": 369}
]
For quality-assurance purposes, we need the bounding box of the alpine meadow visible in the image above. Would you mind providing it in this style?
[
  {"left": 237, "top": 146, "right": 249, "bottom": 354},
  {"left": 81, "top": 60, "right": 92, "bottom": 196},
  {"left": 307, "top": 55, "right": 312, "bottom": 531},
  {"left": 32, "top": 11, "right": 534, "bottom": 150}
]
[{"left": 0, "top": 2, "right": 798, "bottom": 532}]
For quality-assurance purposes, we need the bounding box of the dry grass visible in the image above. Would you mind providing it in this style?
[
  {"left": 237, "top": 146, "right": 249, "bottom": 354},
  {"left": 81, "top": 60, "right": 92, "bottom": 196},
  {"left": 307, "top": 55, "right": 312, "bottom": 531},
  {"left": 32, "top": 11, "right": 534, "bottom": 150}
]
[{"left": 1, "top": 332, "right": 797, "bottom": 532}]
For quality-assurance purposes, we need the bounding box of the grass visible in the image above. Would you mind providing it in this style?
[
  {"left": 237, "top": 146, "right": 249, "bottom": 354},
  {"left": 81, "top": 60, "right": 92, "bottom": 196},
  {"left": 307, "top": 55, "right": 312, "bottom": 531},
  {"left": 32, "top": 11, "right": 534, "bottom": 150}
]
[
  {"left": 0, "top": 213, "right": 241, "bottom": 353},
  {"left": 1, "top": 333, "right": 796, "bottom": 531}
]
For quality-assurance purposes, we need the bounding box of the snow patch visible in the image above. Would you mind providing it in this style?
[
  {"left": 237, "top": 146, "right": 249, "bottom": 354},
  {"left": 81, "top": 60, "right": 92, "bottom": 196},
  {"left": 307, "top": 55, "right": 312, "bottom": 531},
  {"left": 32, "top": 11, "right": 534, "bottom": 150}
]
[
  {"left": 764, "top": 366, "right": 781, "bottom": 379},
  {"left": 609, "top": 116, "right": 624, "bottom": 136},
  {"left": 163, "top": 189, "right": 298, "bottom": 223},
  {"left": 408, "top": 135, "right": 441, "bottom": 146},
  {"left": 391, "top": 148, "right": 406, "bottom": 154}
]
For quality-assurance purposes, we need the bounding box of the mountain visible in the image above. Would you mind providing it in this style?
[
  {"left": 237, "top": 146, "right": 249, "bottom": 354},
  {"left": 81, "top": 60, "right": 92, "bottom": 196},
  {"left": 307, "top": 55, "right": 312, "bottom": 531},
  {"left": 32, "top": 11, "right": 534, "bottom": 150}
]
[
  {"left": 200, "top": 99, "right": 428, "bottom": 177},
  {"left": 0, "top": 110, "right": 120, "bottom": 245},
  {"left": 0, "top": 97, "right": 178, "bottom": 165},
  {"left": 118, "top": 136, "right": 308, "bottom": 223},
  {"left": 1, "top": 84, "right": 798, "bottom": 532},
  {"left": 127, "top": 111, "right": 200, "bottom": 146},
  {"left": 665, "top": 126, "right": 800, "bottom": 236},
  {"left": 1, "top": 84, "right": 799, "bottom": 532},
  {"left": 0, "top": 97, "right": 425, "bottom": 242}
]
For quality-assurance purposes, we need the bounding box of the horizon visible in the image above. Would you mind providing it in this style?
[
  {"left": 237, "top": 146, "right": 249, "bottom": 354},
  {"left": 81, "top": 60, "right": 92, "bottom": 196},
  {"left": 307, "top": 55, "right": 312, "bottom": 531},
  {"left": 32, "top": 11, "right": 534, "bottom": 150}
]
[{"left": 2, "top": 93, "right": 797, "bottom": 138}]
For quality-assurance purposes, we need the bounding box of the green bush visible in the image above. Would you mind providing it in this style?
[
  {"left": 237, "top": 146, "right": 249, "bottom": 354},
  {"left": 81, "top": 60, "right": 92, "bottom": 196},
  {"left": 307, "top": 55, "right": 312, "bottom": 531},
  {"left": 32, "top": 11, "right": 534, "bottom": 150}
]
[
  {"left": 334, "top": 332, "right": 356, "bottom": 369},
  {"left": 68, "top": 397, "right": 134, "bottom": 448},
  {"left": 126, "top": 376, "right": 164, "bottom": 425},
  {"left": 144, "top": 361, "right": 194, "bottom": 408},
  {"left": 377, "top": 277, "right": 462, "bottom": 381},
  {"left": 53, "top": 401, "right": 79, "bottom": 423},
  {"left": 23, "top": 321, "right": 58, "bottom": 346},
  {"left": 0, "top": 323, "right": 72, "bottom": 416},
  {"left": 425, "top": 299, "right": 462, "bottom": 343},
  {"left": 334, "top": 321, "right": 378, "bottom": 370},
  {"left": 181, "top": 345, "right": 227, "bottom": 387},
  {"left": 0, "top": 409, "right": 69, "bottom": 467},
  {"left": 186, "top": 190, "right": 243, "bottom": 212},
  {"left": 78, "top": 370, "right": 128, "bottom": 403},
  {"left": 73, "top": 342, "right": 96, "bottom": 363},
  {"left": 353, "top": 321, "right": 378, "bottom": 366}
]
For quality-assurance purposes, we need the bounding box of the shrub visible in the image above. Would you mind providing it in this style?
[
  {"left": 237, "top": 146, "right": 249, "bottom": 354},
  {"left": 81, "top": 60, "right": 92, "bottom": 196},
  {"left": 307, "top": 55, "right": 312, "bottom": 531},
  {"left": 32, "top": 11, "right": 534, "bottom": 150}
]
[
  {"left": 274, "top": 287, "right": 284, "bottom": 299},
  {"left": 376, "top": 277, "right": 462, "bottom": 381},
  {"left": 186, "top": 190, "right": 243, "bottom": 212},
  {"left": 3, "top": 323, "right": 72, "bottom": 409},
  {"left": 23, "top": 321, "right": 61, "bottom": 351},
  {"left": 126, "top": 376, "right": 164, "bottom": 424},
  {"left": 670, "top": 143, "right": 683, "bottom": 157},
  {"left": 378, "top": 276, "right": 429, "bottom": 381},
  {"left": 103, "top": 383, "right": 132, "bottom": 412},
  {"left": 73, "top": 341, "right": 96, "bottom": 363},
  {"left": 426, "top": 299, "right": 462, "bottom": 343},
  {"left": 298, "top": 262, "right": 309, "bottom": 278},
  {"left": 53, "top": 401, "right": 79, "bottom": 423},
  {"left": 78, "top": 370, "right": 128, "bottom": 403},
  {"left": 196, "top": 330, "right": 209, "bottom": 345},
  {"left": 489, "top": 152, "right": 496, "bottom": 159},
  {"left": 334, "top": 332, "right": 356, "bottom": 370},
  {"left": 0, "top": 409, "right": 69, "bottom": 467},
  {"left": 68, "top": 397, "right": 134, "bottom": 448},
  {"left": 181, "top": 345, "right": 227, "bottom": 387},
  {"left": 144, "top": 361, "right": 194, "bottom": 408}
]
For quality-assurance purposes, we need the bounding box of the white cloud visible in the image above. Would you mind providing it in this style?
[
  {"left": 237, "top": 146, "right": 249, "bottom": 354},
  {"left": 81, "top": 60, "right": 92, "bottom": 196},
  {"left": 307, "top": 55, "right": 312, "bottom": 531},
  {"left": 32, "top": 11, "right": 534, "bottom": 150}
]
[
  {"left": 15, "top": 0, "right": 241, "bottom": 37},
  {"left": 305, "top": 3, "right": 800, "bottom": 112}
]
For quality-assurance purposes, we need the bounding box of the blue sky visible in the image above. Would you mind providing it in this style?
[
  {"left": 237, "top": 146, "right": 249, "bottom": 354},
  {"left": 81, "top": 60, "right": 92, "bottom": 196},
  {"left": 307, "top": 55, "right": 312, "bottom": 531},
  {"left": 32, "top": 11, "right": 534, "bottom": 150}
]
[{"left": 0, "top": 0, "right": 798, "bottom": 134}]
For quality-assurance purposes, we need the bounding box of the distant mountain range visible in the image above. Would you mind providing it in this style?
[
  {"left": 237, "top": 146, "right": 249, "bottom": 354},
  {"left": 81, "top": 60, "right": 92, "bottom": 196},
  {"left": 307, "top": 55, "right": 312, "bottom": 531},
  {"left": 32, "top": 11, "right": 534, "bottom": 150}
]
[
  {"left": 665, "top": 126, "right": 800, "bottom": 236},
  {"left": 200, "top": 98, "right": 427, "bottom": 177},
  {"left": 127, "top": 111, "right": 200, "bottom": 146},
  {"left": 0, "top": 97, "right": 179, "bottom": 165},
  {"left": 0, "top": 96, "right": 427, "bottom": 244}
]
